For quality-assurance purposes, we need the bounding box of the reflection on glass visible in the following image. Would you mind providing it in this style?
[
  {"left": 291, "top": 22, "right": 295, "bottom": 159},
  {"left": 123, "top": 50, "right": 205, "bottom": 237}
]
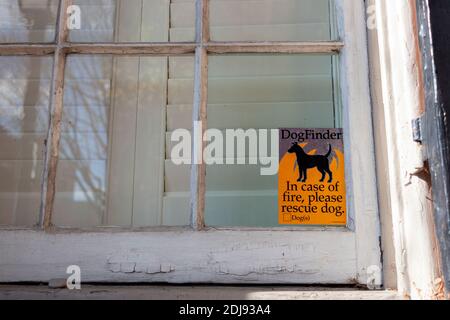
[
  {"left": 0, "top": 56, "right": 53, "bottom": 226},
  {"left": 210, "top": 0, "right": 337, "bottom": 41},
  {"left": 205, "top": 54, "right": 340, "bottom": 227},
  {"left": 53, "top": 55, "right": 194, "bottom": 228},
  {"left": 0, "top": 0, "right": 59, "bottom": 43},
  {"left": 69, "top": 0, "right": 195, "bottom": 42}
]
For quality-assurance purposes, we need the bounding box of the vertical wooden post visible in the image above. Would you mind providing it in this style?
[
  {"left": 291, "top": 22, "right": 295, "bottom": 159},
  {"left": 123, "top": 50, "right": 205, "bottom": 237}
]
[
  {"left": 190, "top": 0, "right": 209, "bottom": 230},
  {"left": 40, "top": 0, "right": 71, "bottom": 229}
]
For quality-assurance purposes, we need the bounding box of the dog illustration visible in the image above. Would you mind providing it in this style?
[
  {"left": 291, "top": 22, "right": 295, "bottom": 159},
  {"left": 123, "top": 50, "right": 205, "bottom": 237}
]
[{"left": 288, "top": 143, "right": 333, "bottom": 183}]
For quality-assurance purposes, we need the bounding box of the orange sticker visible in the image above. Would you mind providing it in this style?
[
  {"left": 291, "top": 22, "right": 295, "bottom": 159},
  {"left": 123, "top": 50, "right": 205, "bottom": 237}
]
[{"left": 278, "top": 129, "right": 347, "bottom": 226}]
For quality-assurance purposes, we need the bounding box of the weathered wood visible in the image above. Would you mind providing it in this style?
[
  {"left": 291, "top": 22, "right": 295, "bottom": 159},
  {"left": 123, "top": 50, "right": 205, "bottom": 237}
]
[
  {"left": 335, "top": 0, "right": 382, "bottom": 287},
  {"left": 201, "top": 0, "right": 210, "bottom": 43},
  {"left": 0, "top": 0, "right": 385, "bottom": 288},
  {"left": 190, "top": 47, "right": 208, "bottom": 230},
  {"left": 40, "top": 0, "right": 71, "bottom": 228},
  {"left": 0, "top": 230, "right": 357, "bottom": 284},
  {"left": 62, "top": 43, "right": 196, "bottom": 55},
  {"left": 0, "top": 44, "right": 55, "bottom": 55},
  {"left": 416, "top": 0, "right": 449, "bottom": 297},
  {"left": 366, "top": 0, "right": 398, "bottom": 291},
  {"left": 368, "top": 0, "right": 444, "bottom": 299},
  {"left": 0, "top": 285, "right": 401, "bottom": 300},
  {"left": 0, "top": 42, "right": 344, "bottom": 56},
  {"left": 206, "top": 42, "right": 344, "bottom": 54},
  {"left": 190, "top": 0, "right": 210, "bottom": 230},
  {"left": 57, "top": 0, "right": 72, "bottom": 44}
]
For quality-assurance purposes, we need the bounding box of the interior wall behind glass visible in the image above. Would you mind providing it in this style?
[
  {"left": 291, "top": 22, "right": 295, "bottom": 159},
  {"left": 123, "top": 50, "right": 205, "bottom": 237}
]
[
  {"left": 0, "top": 56, "right": 53, "bottom": 226},
  {"left": 53, "top": 54, "right": 193, "bottom": 228}
]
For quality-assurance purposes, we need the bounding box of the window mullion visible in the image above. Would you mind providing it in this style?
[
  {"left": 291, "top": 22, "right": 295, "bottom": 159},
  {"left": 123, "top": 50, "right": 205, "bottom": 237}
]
[
  {"left": 0, "top": 42, "right": 343, "bottom": 56},
  {"left": 40, "top": 0, "right": 71, "bottom": 229},
  {"left": 191, "top": 0, "right": 210, "bottom": 230},
  {"left": 62, "top": 43, "right": 197, "bottom": 55},
  {"left": 0, "top": 45, "right": 56, "bottom": 55},
  {"left": 205, "top": 42, "right": 344, "bottom": 54}
]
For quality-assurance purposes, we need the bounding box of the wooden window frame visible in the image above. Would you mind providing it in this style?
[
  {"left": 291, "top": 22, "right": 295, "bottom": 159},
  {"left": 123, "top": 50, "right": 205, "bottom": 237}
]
[{"left": 0, "top": 0, "right": 374, "bottom": 234}]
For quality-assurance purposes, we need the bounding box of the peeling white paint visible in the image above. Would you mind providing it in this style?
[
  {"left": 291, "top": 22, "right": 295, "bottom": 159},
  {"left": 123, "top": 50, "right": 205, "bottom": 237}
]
[
  {"left": 0, "top": 230, "right": 357, "bottom": 284},
  {"left": 369, "top": 0, "right": 443, "bottom": 299}
]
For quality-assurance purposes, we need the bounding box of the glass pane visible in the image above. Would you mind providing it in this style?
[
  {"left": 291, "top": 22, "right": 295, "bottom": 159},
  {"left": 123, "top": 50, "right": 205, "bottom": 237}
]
[
  {"left": 53, "top": 55, "right": 194, "bottom": 228},
  {"left": 0, "top": 56, "right": 53, "bottom": 226},
  {"left": 210, "top": 0, "right": 337, "bottom": 41},
  {"left": 69, "top": 0, "right": 195, "bottom": 42},
  {"left": 205, "top": 54, "right": 341, "bottom": 227},
  {"left": 0, "top": 0, "right": 59, "bottom": 43}
]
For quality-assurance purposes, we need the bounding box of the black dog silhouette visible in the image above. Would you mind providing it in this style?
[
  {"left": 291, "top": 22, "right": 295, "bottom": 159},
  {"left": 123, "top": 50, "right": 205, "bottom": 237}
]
[{"left": 288, "top": 143, "right": 333, "bottom": 183}]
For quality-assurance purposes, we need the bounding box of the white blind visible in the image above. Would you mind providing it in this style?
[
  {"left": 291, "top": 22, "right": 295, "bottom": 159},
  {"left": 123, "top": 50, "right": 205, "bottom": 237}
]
[
  {"left": 69, "top": 0, "right": 195, "bottom": 42},
  {"left": 210, "top": 0, "right": 336, "bottom": 41}
]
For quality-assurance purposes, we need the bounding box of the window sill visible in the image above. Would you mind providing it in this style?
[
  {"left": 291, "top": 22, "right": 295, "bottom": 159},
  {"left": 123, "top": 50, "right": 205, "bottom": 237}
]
[{"left": 0, "top": 285, "right": 401, "bottom": 300}]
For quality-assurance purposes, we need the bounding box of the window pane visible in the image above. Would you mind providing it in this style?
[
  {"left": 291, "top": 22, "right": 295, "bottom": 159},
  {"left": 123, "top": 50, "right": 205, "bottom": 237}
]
[
  {"left": 205, "top": 54, "right": 341, "bottom": 227},
  {"left": 0, "top": 56, "right": 53, "bottom": 226},
  {"left": 0, "top": 0, "right": 59, "bottom": 43},
  {"left": 210, "top": 0, "right": 337, "bottom": 41},
  {"left": 69, "top": 0, "right": 195, "bottom": 42},
  {"left": 53, "top": 55, "right": 194, "bottom": 228}
]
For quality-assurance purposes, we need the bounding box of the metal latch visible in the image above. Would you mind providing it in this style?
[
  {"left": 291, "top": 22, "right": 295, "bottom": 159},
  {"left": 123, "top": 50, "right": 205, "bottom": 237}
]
[{"left": 412, "top": 115, "right": 425, "bottom": 143}]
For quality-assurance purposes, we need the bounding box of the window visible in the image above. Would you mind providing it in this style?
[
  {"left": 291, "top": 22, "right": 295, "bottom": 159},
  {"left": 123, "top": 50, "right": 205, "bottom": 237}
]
[
  {"left": 53, "top": 55, "right": 194, "bottom": 227},
  {"left": 205, "top": 54, "right": 340, "bottom": 227},
  {"left": 0, "top": 0, "right": 344, "bottom": 229},
  {"left": 0, "top": 0, "right": 381, "bottom": 286}
]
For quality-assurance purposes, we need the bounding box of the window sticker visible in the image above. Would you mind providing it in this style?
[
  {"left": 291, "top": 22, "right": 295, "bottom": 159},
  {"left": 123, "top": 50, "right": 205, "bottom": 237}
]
[{"left": 279, "top": 128, "right": 347, "bottom": 226}]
